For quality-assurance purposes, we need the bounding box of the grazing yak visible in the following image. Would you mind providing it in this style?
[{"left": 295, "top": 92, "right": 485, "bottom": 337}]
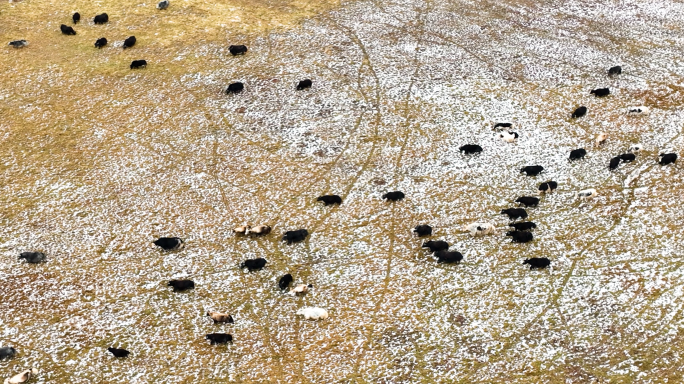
[
  {"left": 168, "top": 279, "right": 195, "bottom": 291},
  {"left": 18, "top": 252, "right": 46, "bottom": 263},
  {"left": 459, "top": 144, "right": 482, "bottom": 154},
  {"left": 413, "top": 224, "right": 433, "bottom": 237},
  {"left": 628, "top": 144, "right": 644, "bottom": 153},
  {"left": 8, "top": 40, "right": 28, "bottom": 48},
  {"left": 515, "top": 196, "right": 540, "bottom": 207},
  {"left": 382, "top": 191, "right": 405, "bottom": 201},
  {"left": 464, "top": 222, "right": 495, "bottom": 236},
  {"left": 506, "top": 230, "right": 534, "bottom": 243},
  {"left": 73, "top": 12, "right": 81, "bottom": 23},
  {"left": 229, "top": 45, "right": 247, "bottom": 55},
  {"left": 157, "top": 0, "right": 170, "bottom": 10},
  {"left": 282, "top": 229, "right": 308, "bottom": 244},
  {"left": 590, "top": 88, "right": 610, "bottom": 97},
  {"left": 4, "top": 368, "right": 38, "bottom": 384},
  {"left": 94, "top": 38, "right": 107, "bottom": 48},
  {"left": 107, "top": 347, "right": 130, "bottom": 358},
  {"left": 61, "top": 25, "right": 76, "bottom": 35},
  {"left": 278, "top": 273, "right": 293, "bottom": 290},
  {"left": 509, "top": 222, "right": 536, "bottom": 231},
  {"left": 153, "top": 237, "right": 184, "bottom": 251},
  {"left": 206, "top": 312, "right": 234, "bottom": 324},
  {"left": 608, "top": 66, "right": 622, "bottom": 75},
  {"left": 659, "top": 153, "right": 677, "bottom": 165},
  {"left": 422, "top": 240, "right": 449, "bottom": 253},
  {"left": 206, "top": 333, "right": 233, "bottom": 344},
  {"left": 569, "top": 148, "right": 587, "bottom": 161},
  {"left": 500, "top": 208, "right": 528, "bottom": 220},
  {"left": 0, "top": 347, "right": 16, "bottom": 360},
  {"left": 520, "top": 165, "right": 543, "bottom": 176},
  {"left": 130, "top": 60, "right": 147, "bottom": 69},
  {"left": 240, "top": 258, "right": 267, "bottom": 271},
  {"left": 226, "top": 82, "right": 244, "bottom": 94},
  {"left": 296, "top": 307, "right": 328, "bottom": 320},
  {"left": 571, "top": 106, "right": 587, "bottom": 118},
  {"left": 94, "top": 13, "right": 109, "bottom": 24},
  {"left": 234, "top": 225, "right": 250, "bottom": 234},
  {"left": 123, "top": 36, "right": 137, "bottom": 49},
  {"left": 596, "top": 133, "right": 608, "bottom": 146},
  {"left": 247, "top": 225, "right": 271, "bottom": 236},
  {"left": 290, "top": 284, "right": 313, "bottom": 296},
  {"left": 499, "top": 131, "right": 518, "bottom": 143},
  {"left": 434, "top": 250, "right": 463, "bottom": 263},
  {"left": 619, "top": 153, "right": 636, "bottom": 162},
  {"left": 297, "top": 79, "right": 313, "bottom": 90},
  {"left": 626, "top": 106, "right": 650, "bottom": 116},
  {"left": 317, "top": 195, "right": 342, "bottom": 206},
  {"left": 577, "top": 188, "right": 598, "bottom": 199},
  {"left": 538, "top": 181, "right": 557, "bottom": 194},
  {"left": 523, "top": 257, "right": 551, "bottom": 269}
]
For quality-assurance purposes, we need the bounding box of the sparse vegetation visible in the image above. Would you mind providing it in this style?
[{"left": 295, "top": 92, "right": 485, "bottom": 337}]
[{"left": 1, "top": 0, "right": 684, "bottom": 382}]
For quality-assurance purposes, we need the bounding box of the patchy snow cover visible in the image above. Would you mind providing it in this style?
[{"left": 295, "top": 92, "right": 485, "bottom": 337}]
[{"left": 1, "top": 0, "right": 684, "bottom": 382}]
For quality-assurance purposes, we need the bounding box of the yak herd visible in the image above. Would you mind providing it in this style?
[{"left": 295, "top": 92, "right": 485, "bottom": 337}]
[{"left": 3, "top": 3, "right": 681, "bottom": 382}]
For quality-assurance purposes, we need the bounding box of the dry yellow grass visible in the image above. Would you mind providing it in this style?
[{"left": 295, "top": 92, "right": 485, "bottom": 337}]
[{"left": 2, "top": 0, "right": 684, "bottom": 382}]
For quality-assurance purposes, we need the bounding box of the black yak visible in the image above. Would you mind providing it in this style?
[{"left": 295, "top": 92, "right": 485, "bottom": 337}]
[
  {"left": 523, "top": 257, "right": 551, "bottom": 269},
  {"left": 506, "top": 231, "right": 533, "bottom": 243},
  {"left": 590, "top": 88, "right": 610, "bottom": 97},
  {"left": 282, "top": 229, "right": 308, "bottom": 244},
  {"left": 206, "top": 333, "right": 233, "bottom": 345},
  {"left": 500, "top": 208, "right": 528, "bottom": 220},
  {"left": 459, "top": 144, "right": 482, "bottom": 154},
  {"left": 107, "top": 347, "right": 130, "bottom": 358},
  {"left": 278, "top": 273, "right": 293, "bottom": 290},
  {"left": 123, "top": 36, "right": 136, "bottom": 49},
  {"left": 18, "top": 252, "right": 46, "bottom": 263},
  {"left": 659, "top": 153, "right": 677, "bottom": 165},
  {"left": 130, "top": 60, "right": 147, "bottom": 69},
  {"left": 240, "top": 258, "right": 267, "bottom": 271},
  {"left": 229, "top": 45, "right": 247, "bottom": 55},
  {"left": 94, "top": 37, "right": 107, "bottom": 48},
  {"left": 509, "top": 222, "right": 536, "bottom": 231},
  {"left": 520, "top": 165, "right": 544, "bottom": 176},
  {"left": 569, "top": 148, "right": 587, "bottom": 161},
  {"left": 571, "top": 106, "right": 587, "bottom": 118},
  {"left": 515, "top": 196, "right": 540, "bottom": 207},
  {"left": 226, "top": 82, "right": 244, "bottom": 94},
  {"left": 0, "top": 347, "right": 16, "bottom": 360},
  {"left": 422, "top": 240, "right": 449, "bottom": 253},
  {"left": 297, "top": 79, "right": 312, "bottom": 90},
  {"left": 60, "top": 25, "right": 76, "bottom": 35},
  {"left": 434, "top": 250, "right": 463, "bottom": 263},
  {"left": 8, "top": 40, "right": 28, "bottom": 48},
  {"left": 168, "top": 279, "right": 195, "bottom": 291},
  {"left": 382, "top": 191, "right": 405, "bottom": 201},
  {"left": 413, "top": 224, "right": 433, "bottom": 237},
  {"left": 317, "top": 195, "right": 342, "bottom": 205},
  {"left": 94, "top": 13, "right": 109, "bottom": 24},
  {"left": 153, "top": 237, "right": 184, "bottom": 251}
]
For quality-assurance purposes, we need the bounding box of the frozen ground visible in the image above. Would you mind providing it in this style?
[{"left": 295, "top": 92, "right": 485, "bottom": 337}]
[{"left": 2, "top": 0, "right": 684, "bottom": 382}]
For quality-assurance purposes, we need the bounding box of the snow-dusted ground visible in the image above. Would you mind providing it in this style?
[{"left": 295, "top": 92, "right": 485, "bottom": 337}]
[{"left": 2, "top": 0, "right": 684, "bottom": 382}]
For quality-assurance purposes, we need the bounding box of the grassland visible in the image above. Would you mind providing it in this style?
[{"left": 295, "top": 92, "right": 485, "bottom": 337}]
[{"left": 1, "top": 0, "right": 684, "bottom": 382}]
